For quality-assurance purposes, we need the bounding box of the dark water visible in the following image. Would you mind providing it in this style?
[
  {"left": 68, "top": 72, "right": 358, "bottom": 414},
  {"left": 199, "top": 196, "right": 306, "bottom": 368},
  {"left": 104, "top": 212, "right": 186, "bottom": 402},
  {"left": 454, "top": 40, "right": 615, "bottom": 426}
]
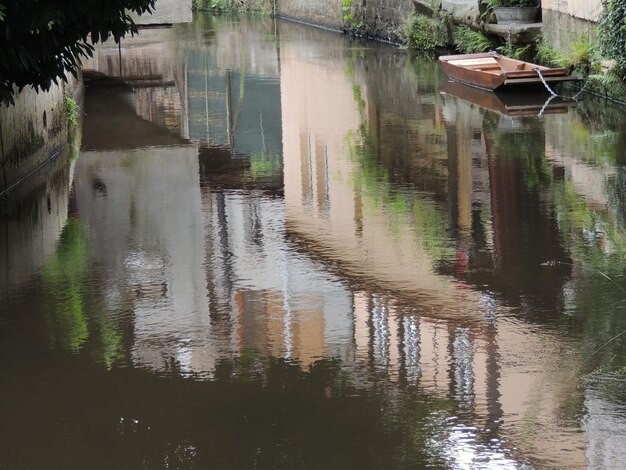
[{"left": 2, "top": 13, "right": 626, "bottom": 470}]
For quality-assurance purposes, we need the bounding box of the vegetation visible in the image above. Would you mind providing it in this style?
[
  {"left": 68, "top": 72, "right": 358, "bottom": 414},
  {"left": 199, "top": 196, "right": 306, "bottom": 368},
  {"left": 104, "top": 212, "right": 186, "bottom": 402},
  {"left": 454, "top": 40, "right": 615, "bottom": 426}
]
[
  {"left": 341, "top": 0, "right": 365, "bottom": 33},
  {"left": 0, "top": 0, "right": 156, "bottom": 106},
  {"left": 404, "top": 14, "right": 448, "bottom": 54},
  {"left": 534, "top": 34, "right": 568, "bottom": 68},
  {"left": 452, "top": 26, "right": 492, "bottom": 54},
  {"left": 192, "top": 0, "right": 272, "bottom": 14},
  {"left": 483, "top": 0, "right": 537, "bottom": 6},
  {"left": 64, "top": 96, "right": 78, "bottom": 128},
  {"left": 193, "top": 0, "right": 231, "bottom": 11},
  {"left": 598, "top": 0, "right": 626, "bottom": 78}
]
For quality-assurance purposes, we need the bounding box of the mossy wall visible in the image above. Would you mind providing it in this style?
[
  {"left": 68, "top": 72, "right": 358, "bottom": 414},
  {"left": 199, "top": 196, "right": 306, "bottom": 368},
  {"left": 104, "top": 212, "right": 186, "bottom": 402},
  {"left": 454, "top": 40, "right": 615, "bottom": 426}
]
[
  {"left": 349, "top": 0, "right": 416, "bottom": 42},
  {"left": 0, "top": 78, "right": 80, "bottom": 194}
]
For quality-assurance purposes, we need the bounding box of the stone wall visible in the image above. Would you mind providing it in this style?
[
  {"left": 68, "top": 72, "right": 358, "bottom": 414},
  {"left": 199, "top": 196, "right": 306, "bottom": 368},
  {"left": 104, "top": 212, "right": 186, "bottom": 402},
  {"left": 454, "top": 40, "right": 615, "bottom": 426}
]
[
  {"left": 0, "top": 77, "right": 80, "bottom": 195},
  {"left": 277, "top": 0, "right": 343, "bottom": 31},
  {"left": 350, "top": 0, "right": 416, "bottom": 42}
]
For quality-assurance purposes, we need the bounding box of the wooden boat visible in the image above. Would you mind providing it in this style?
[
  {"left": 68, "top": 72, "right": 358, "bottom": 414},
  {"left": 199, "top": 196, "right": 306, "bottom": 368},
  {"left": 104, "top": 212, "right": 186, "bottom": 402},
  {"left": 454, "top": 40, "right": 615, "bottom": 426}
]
[
  {"left": 440, "top": 80, "right": 577, "bottom": 116},
  {"left": 438, "top": 52, "right": 578, "bottom": 91}
]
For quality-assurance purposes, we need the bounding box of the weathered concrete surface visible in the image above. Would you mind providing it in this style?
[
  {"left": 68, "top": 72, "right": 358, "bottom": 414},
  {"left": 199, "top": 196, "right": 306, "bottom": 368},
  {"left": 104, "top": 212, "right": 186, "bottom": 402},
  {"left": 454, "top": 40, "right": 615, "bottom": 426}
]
[
  {"left": 542, "top": 0, "right": 601, "bottom": 23},
  {"left": 440, "top": 0, "right": 481, "bottom": 25},
  {"left": 130, "top": 0, "right": 192, "bottom": 24},
  {"left": 0, "top": 150, "right": 73, "bottom": 296},
  {"left": 541, "top": 5, "right": 597, "bottom": 52},
  {"left": 277, "top": 0, "right": 343, "bottom": 31},
  {"left": 0, "top": 77, "right": 80, "bottom": 195},
  {"left": 350, "top": 0, "right": 416, "bottom": 42},
  {"left": 484, "top": 22, "right": 542, "bottom": 45}
]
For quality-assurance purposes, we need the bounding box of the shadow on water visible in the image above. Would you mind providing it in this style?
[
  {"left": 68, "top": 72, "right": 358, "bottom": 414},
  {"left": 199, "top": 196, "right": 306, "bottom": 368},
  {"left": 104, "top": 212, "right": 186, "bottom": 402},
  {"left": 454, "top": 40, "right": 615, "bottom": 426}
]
[{"left": 0, "top": 349, "right": 453, "bottom": 469}]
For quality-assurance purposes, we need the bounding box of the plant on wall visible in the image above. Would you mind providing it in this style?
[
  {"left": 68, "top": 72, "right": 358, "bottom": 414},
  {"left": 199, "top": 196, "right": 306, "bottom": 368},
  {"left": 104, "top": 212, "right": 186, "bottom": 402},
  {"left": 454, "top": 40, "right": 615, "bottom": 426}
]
[
  {"left": 598, "top": 0, "right": 626, "bottom": 77},
  {"left": 404, "top": 14, "right": 448, "bottom": 54},
  {"left": 483, "top": 0, "right": 537, "bottom": 6},
  {"left": 452, "top": 26, "right": 493, "bottom": 53}
]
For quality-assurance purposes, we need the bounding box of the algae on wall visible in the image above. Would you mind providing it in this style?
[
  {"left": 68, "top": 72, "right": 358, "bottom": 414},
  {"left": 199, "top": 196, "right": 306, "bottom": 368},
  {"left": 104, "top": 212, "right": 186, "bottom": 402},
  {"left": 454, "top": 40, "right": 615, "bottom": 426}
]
[{"left": 0, "top": 77, "right": 81, "bottom": 194}]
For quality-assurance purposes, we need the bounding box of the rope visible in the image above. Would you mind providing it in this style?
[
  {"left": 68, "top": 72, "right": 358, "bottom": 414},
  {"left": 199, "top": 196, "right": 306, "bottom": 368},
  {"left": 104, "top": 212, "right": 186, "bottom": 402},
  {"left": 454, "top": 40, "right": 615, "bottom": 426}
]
[
  {"left": 532, "top": 68, "right": 558, "bottom": 97},
  {"left": 538, "top": 94, "right": 557, "bottom": 117},
  {"left": 532, "top": 67, "right": 589, "bottom": 102}
]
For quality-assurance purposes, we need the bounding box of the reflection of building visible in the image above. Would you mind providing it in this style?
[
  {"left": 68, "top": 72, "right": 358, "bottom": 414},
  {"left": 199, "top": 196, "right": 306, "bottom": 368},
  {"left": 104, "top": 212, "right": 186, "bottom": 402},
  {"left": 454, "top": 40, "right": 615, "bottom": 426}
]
[
  {"left": 83, "top": 27, "right": 190, "bottom": 139},
  {"left": 277, "top": 21, "right": 587, "bottom": 469},
  {"left": 72, "top": 14, "right": 625, "bottom": 470},
  {"left": 0, "top": 152, "right": 72, "bottom": 299}
]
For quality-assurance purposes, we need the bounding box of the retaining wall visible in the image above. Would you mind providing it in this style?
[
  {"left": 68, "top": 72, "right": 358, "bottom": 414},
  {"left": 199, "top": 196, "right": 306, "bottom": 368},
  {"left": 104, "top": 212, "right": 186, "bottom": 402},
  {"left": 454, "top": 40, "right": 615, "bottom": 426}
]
[
  {"left": 277, "top": 0, "right": 343, "bottom": 31},
  {"left": 0, "top": 77, "right": 80, "bottom": 195}
]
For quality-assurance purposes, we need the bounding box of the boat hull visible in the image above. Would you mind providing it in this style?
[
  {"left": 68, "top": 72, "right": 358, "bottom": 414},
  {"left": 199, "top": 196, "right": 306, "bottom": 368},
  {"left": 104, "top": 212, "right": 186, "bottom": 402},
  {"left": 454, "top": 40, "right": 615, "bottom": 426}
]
[{"left": 438, "top": 53, "right": 578, "bottom": 91}]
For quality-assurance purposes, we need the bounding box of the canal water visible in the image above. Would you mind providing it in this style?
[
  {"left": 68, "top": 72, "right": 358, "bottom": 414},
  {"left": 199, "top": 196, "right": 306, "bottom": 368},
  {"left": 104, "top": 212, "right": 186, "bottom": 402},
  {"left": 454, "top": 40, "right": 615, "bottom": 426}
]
[{"left": 1, "top": 13, "right": 626, "bottom": 470}]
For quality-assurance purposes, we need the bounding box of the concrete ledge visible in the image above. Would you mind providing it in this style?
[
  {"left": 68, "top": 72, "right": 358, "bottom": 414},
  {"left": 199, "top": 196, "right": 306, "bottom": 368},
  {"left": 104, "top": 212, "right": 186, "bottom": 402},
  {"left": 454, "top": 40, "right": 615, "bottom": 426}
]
[{"left": 483, "top": 22, "right": 542, "bottom": 45}]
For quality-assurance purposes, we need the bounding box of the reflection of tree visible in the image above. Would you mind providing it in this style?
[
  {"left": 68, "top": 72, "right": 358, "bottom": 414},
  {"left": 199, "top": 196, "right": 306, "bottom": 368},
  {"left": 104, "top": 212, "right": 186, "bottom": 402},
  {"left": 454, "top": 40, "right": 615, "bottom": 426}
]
[
  {"left": 42, "top": 218, "right": 123, "bottom": 367},
  {"left": 468, "top": 115, "right": 573, "bottom": 314},
  {"left": 483, "top": 110, "right": 626, "bottom": 373},
  {"left": 552, "top": 180, "right": 626, "bottom": 373},
  {"left": 344, "top": 58, "right": 454, "bottom": 261}
]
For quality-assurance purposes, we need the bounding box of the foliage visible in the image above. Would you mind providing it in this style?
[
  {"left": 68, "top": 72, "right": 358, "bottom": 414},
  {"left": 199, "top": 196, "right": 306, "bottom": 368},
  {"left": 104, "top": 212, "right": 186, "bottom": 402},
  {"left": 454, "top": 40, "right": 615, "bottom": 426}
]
[
  {"left": 342, "top": 0, "right": 352, "bottom": 22},
  {"left": 341, "top": 0, "right": 365, "bottom": 33},
  {"left": 64, "top": 96, "right": 78, "bottom": 128},
  {"left": 193, "top": 0, "right": 231, "bottom": 11},
  {"left": 192, "top": 0, "right": 272, "bottom": 14},
  {"left": 588, "top": 70, "right": 626, "bottom": 103},
  {"left": 497, "top": 42, "right": 533, "bottom": 61},
  {"left": 598, "top": 0, "right": 626, "bottom": 77},
  {"left": 404, "top": 14, "right": 448, "bottom": 54},
  {"left": 0, "top": 0, "right": 155, "bottom": 106},
  {"left": 568, "top": 34, "right": 597, "bottom": 67},
  {"left": 452, "top": 26, "right": 493, "bottom": 54},
  {"left": 483, "top": 0, "right": 537, "bottom": 7},
  {"left": 533, "top": 34, "right": 568, "bottom": 68}
]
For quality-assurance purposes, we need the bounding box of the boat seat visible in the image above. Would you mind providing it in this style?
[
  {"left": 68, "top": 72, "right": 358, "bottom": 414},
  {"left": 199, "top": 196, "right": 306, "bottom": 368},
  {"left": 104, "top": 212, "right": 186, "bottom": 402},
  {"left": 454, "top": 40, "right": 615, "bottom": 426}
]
[{"left": 448, "top": 57, "right": 498, "bottom": 68}]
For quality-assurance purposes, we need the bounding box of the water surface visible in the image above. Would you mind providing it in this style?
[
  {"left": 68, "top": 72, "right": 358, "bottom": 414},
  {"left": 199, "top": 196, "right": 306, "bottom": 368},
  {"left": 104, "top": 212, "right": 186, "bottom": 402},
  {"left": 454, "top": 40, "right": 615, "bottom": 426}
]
[{"left": 1, "top": 14, "right": 626, "bottom": 470}]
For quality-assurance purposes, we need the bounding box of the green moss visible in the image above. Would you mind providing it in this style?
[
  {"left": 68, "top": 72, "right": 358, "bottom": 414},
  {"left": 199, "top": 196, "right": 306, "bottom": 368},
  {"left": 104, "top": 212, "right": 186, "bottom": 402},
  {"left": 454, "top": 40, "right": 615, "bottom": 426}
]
[{"left": 64, "top": 96, "right": 78, "bottom": 128}]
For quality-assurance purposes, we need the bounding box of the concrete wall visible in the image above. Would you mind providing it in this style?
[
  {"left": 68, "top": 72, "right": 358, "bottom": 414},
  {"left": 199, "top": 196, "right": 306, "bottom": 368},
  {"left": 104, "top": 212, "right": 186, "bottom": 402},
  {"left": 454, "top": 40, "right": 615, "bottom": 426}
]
[
  {"left": 130, "top": 0, "right": 193, "bottom": 24},
  {"left": 542, "top": 0, "right": 602, "bottom": 22},
  {"left": 350, "top": 0, "right": 416, "bottom": 42},
  {"left": 0, "top": 78, "right": 79, "bottom": 195},
  {"left": 277, "top": 0, "right": 343, "bottom": 31},
  {"left": 541, "top": 0, "right": 602, "bottom": 53},
  {"left": 541, "top": 8, "right": 597, "bottom": 54}
]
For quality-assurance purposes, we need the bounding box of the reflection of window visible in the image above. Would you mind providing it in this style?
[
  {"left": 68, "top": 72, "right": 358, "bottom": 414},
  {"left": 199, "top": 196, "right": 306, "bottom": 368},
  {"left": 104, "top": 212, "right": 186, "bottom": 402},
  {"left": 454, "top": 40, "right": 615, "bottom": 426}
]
[
  {"left": 316, "top": 139, "right": 330, "bottom": 216},
  {"left": 403, "top": 315, "right": 421, "bottom": 385},
  {"left": 370, "top": 294, "right": 389, "bottom": 369},
  {"left": 452, "top": 327, "right": 474, "bottom": 405},
  {"left": 300, "top": 132, "right": 313, "bottom": 211}
]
